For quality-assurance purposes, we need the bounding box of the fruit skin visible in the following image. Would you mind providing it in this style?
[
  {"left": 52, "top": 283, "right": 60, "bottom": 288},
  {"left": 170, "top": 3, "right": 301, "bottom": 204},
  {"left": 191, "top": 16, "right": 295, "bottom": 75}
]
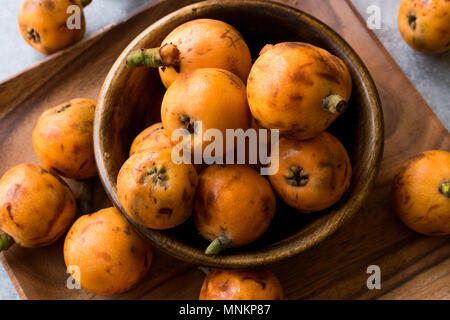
[
  {"left": 391, "top": 150, "right": 450, "bottom": 236},
  {"left": 117, "top": 148, "right": 198, "bottom": 230},
  {"left": 247, "top": 42, "right": 352, "bottom": 140},
  {"left": 0, "top": 163, "right": 76, "bottom": 248},
  {"left": 129, "top": 122, "right": 172, "bottom": 156},
  {"left": 269, "top": 132, "right": 352, "bottom": 213},
  {"left": 398, "top": 0, "right": 450, "bottom": 54},
  {"left": 32, "top": 98, "right": 97, "bottom": 180},
  {"left": 199, "top": 269, "right": 284, "bottom": 300},
  {"left": 194, "top": 165, "right": 276, "bottom": 252},
  {"left": 64, "top": 207, "right": 153, "bottom": 295},
  {"left": 161, "top": 68, "right": 251, "bottom": 155},
  {"left": 18, "top": 0, "right": 86, "bottom": 54},
  {"left": 158, "top": 18, "right": 252, "bottom": 88}
]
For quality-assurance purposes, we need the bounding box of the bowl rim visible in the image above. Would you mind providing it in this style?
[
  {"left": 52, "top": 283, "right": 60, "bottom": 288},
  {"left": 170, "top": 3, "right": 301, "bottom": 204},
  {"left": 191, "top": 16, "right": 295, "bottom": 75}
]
[{"left": 94, "top": 0, "right": 384, "bottom": 268}]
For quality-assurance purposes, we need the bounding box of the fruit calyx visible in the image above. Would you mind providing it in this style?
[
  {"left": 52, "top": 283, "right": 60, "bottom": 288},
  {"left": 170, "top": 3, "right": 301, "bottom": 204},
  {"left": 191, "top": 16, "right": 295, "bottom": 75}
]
[
  {"left": 205, "top": 234, "right": 233, "bottom": 255},
  {"left": 27, "top": 28, "right": 40, "bottom": 44},
  {"left": 146, "top": 165, "right": 168, "bottom": 186},
  {"left": 0, "top": 232, "right": 14, "bottom": 252},
  {"left": 180, "top": 114, "right": 196, "bottom": 134},
  {"left": 285, "top": 165, "right": 309, "bottom": 187},
  {"left": 407, "top": 12, "right": 417, "bottom": 30},
  {"left": 439, "top": 180, "right": 450, "bottom": 198},
  {"left": 126, "top": 43, "right": 181, "bottom": 71},
  {"left": 80, "top": 0, "right": 92, "bottom": 7},
  {"left": 323, "top": 94, "right": 347, "bottom": 114}
]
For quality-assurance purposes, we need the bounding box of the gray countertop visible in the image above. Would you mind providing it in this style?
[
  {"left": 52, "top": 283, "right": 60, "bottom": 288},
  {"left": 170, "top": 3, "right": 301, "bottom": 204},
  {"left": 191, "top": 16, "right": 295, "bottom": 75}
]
[{"left": 0, "top": 0, "right": 448, "bottom": 300}]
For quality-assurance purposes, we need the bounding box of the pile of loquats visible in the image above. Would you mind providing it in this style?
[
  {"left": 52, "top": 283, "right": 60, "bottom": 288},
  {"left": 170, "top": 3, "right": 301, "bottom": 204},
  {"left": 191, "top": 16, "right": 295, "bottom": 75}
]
[{"left": 0, "top": 0, "right": 448, "bottom": 300}]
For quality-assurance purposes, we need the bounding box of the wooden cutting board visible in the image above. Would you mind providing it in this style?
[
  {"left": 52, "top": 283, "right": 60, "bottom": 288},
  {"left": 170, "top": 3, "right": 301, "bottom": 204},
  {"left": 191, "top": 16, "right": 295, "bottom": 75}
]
[{"left": 0, "top": 0, "right": 449, "bottom": 300}]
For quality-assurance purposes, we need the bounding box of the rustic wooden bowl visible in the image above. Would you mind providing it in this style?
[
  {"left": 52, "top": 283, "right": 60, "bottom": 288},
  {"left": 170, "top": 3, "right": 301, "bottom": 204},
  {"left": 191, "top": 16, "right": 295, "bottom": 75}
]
[{"left": 94, "top": 0, "right": 384, "bottom": 268}]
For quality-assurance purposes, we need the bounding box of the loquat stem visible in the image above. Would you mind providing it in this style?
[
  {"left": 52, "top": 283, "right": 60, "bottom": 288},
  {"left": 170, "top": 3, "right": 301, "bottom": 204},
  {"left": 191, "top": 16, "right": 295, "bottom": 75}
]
[
  {"left": 80, "top": 0, "right": 92, "bottom": 8},
  {"left": 322, "top": 94, "right": 347, "bottom": 114},
  {"left": 439, "top": 180, "right": 450, "bottom": 198},
  {"left": 205, "top": 234, "right": 233, "bottom": 255},
  {"left": 126, "top": 44, "right": 181, "bottom": 71},
  {"left": 0, "top": 232, "right": 14, "bottom": 252},
  {"left": 197, "top": 266, "right": 211, "bottom": 275}
]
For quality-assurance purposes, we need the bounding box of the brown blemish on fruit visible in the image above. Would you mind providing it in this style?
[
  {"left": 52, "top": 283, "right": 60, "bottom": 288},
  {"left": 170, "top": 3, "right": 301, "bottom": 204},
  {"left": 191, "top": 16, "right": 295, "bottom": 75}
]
[
  {"left": 220, "top": 29, "right": 240, "bottom": 49},
  {"left": 403, "top": 194, "right": 411, "bottom": 205},
  {"left": 6, "top": 203, "right": 23, "bottom": 230},
  {"left": 218, "top": 279, "right": 231, "bottom": 293},
  {"left": 216, "top": 69, "right": 243, "bottom": 89},
  {"left": 158, "top": 207, "right": 173, "bottom": 217},
  {"left": 30, "top": 194, "right": 66, "bottom": 241},
  {"left": 291, "top": 69, "right": 314, "bottom": 86},
  {"left": 261, "top": 197, "right": 274, "bottom": 219},
  {"left": 427, "top": 204, "right": 441, "bottom": 214},
  {"left": 78, "top": 159, "right": 89, "bottom": 171},
  {"left": 316, "top": 72, "right": 341, "bottom": 84},
  {"left": 56, "top": 104, "right": 71, "bottom": 113},
  {"left": 44, "top": 0, "right": 55, "bottom": 10},
  {"left": 73, "top": 144, "right": 81, "bottom": 155},
  {"left": 80, "top": 220, "right": 103, "bottom": 235},
  {"left": 289, "top": 94, "right": 304, "bottom": 102}
]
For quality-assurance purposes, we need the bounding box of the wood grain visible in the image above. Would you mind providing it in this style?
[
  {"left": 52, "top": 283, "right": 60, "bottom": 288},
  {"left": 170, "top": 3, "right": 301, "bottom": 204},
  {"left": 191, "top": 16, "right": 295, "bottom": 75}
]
[{"left": 0, "top": 0, "right": 449, "bottom": 300}]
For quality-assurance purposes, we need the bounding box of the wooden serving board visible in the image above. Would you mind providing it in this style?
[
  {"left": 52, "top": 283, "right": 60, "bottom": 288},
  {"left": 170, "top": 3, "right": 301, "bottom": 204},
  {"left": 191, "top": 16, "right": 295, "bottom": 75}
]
[{"left": 0, "top": 0, "right": 449, "bottom": 300}]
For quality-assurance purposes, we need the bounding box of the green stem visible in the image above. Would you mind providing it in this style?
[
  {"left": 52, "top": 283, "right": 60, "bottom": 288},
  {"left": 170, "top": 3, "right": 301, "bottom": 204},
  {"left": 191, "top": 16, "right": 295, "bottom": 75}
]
[
  {"left": 205, "top": 234, "right": 233, "bottom": 255},
  {"left": 197, "top": 266, "right": 211, "bottom": 275},
  {"left": 439, "top": 180, "right": 450, "bottom": 198},
  {"left": 0, "top": 232, "right": 14, "bottom": 252},
  {"left": 80, "top": 0, "right": 92, "bottom": 7},
  {"left": 76, "top": 179, "right": 95, "bottom": 214},
  {"left": 322, "top": 94, "right": 347, "bottom": 114},
  {"left": 126, "top": 44, "right": 180, "bottom": 70}
]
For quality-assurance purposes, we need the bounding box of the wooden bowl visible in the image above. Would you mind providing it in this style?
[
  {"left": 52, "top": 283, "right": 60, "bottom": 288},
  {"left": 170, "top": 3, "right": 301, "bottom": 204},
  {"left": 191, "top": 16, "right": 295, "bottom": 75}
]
[{"left": 94, "top": 0, "right": 384, "bottom": 268}]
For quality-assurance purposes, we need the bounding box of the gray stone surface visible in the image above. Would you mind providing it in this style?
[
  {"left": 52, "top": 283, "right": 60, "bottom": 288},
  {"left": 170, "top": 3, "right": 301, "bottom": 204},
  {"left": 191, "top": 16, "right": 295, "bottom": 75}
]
[
  {"left": 0, "top": 0, "right": 448, "bottom": 300},
  {"left": 351, "top": 0, "right": 449, "bottom": 130}
]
